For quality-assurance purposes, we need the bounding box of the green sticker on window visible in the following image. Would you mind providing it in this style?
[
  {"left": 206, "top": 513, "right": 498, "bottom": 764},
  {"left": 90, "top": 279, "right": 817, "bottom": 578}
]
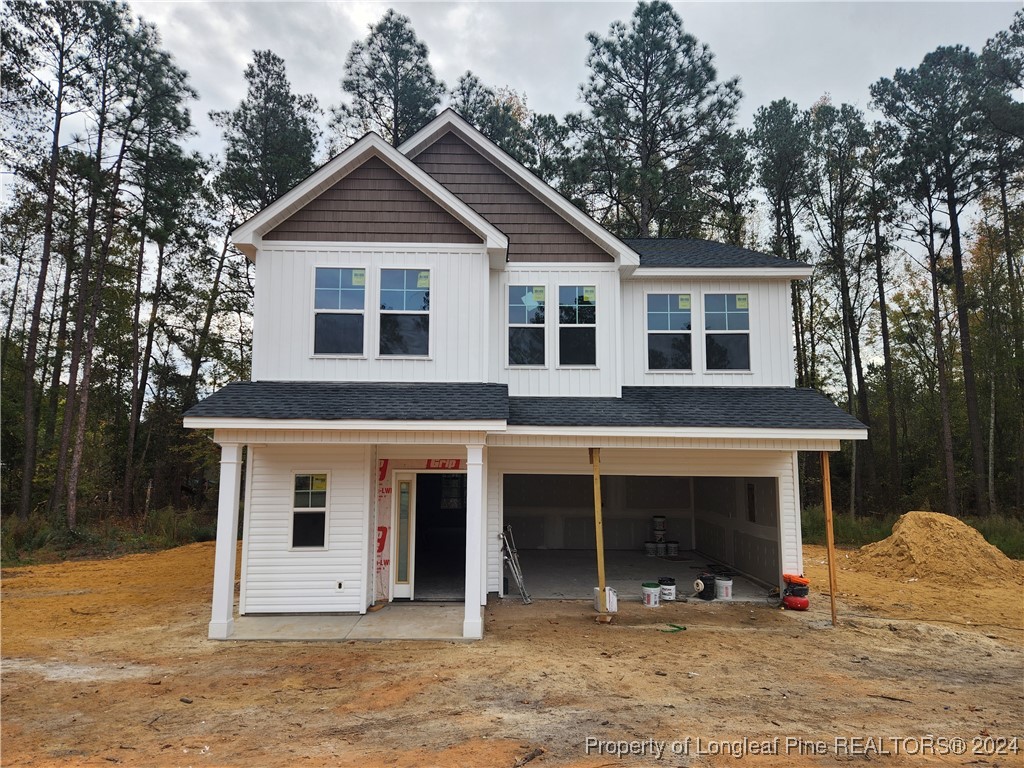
[
  {"left": 352, "top": 269, "right": 365, "bottom": 286},
  {"left": 735, "top": 294, "right": 748, "bottom": 309},
  {"left": 532, "top": 286, "right": 545, "bottom": 302},
  {"left": 678, "top": 294, "right": 691, "bottom": 310},
  {"left": 417, "top": 271, "right": 430, "bottom": 289},
  {"left": 311, "top": 474, "right": 327, "bottom": 491},
  {"left": 582, "top": 286, "right": 596, "bottom": 304}
]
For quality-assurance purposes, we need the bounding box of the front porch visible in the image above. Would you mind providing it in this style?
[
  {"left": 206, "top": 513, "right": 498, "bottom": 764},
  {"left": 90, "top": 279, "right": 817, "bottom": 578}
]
[{"left": 228, "top": 603, "right": 469, "bottom": 642}]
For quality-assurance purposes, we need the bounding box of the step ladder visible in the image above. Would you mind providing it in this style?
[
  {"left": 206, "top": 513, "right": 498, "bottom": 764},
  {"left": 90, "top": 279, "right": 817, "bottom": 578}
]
[{"left": 500, "top": 524, "right": 531, "bottom": 604}]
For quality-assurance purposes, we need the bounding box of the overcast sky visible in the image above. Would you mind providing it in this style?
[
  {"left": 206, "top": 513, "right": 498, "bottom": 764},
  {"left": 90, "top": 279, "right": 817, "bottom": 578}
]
[{"left": 130, "top": 1, "right": 1019, "bottom": 159}]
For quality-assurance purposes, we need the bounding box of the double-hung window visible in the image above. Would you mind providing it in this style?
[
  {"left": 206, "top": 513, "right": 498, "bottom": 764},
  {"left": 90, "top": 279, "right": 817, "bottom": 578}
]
[
  {"left": 508, "top": 285, "right": 546, "bottom": 366},
  {"left": 379, "top": 269, "right": 430, "bottom": 356},
  {"left": 314, "top": 268, "right": 365, "bottom": 355},
  {"left": 705, "top": 293, "right": 750, "bottom": 370},
  {"left": 558, "top": 285, "right": 596, "bottom": 366},
  {"left": 292, "top": 473, "right": 327, "bottom": 548},
  {"left": 647, "top": 293, "right": 692, "bottom": 370}
]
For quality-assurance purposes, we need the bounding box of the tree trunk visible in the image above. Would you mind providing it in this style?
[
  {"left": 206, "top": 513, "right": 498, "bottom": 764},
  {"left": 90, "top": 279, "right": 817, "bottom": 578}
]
[
  {"left": 927, "top": 204, "right": 958, "bottom": 517},
  {"left": 43, "top": 254, "right": 75, "bottom": 449},
  {"left": 944, "top": 178, "right": 988, "bottom": 514},
  {"left": 18, "top": 58, "right": 66, "bottom": 521},
  {"left": 873, "top": 208, "right": 901, "bottom": 501},
  {"left": 184, "top": 231, "right": 231, "bottom": 409},
  {"left": 1, "top": 234, "right": 28, "bottom": 374}
]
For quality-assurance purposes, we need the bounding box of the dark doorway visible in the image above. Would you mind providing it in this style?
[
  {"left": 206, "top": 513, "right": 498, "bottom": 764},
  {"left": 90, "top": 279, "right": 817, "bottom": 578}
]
[{"left": 414, "top": 473, "right": 466, "bottom": 600}]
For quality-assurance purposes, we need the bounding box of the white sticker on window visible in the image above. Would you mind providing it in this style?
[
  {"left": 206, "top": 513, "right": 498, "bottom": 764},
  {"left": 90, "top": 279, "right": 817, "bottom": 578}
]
[
  {"left": 736, "top": 294, "right": 748, "bottom": 309},
  {"left": 352, "top": 269, "right": 365, "bottom": 286},
  {"left": 417, "top": 271, "right": 430, "bottom": 289},
  {"left": 678, "top": 295, "right": 691, "bottom": 310}
]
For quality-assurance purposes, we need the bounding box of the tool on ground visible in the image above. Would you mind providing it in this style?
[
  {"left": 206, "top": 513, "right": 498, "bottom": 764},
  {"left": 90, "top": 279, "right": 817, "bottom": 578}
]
[
  {"left": 660, "top": 624, "right": 687, "bottom": 633},
  {"left": 500, "top": 524, "right": 531, "bottom": 604}
]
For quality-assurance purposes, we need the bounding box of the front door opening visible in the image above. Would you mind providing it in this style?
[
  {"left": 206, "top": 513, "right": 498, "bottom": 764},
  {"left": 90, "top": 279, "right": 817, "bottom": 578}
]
[{"left": 413, "top": 473, "right": 466, "bottom": 600}]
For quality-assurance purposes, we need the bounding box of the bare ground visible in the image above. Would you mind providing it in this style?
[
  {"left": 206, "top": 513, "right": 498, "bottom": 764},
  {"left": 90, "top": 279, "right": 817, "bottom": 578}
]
[{"left": 2, "top": 540, "right": 1022, "bottom": 767}]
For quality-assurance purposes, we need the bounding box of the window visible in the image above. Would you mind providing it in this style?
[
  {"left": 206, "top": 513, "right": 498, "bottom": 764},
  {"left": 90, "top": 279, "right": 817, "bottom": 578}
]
[
  {"left": 379, "top": 269, "right": 430, "bottom": 356},
  {"left": 647, "top": 293, "right": 692, "bottom": 370},
  {"left": 705, "top": 293, "right": 750, "bottom": 370},
  {"left": 314, "top": 268, "right": 365, "bottom": 355},
  {"left": 558, "top": 285, "right": 596, "bottom": 366},
  {"left": 292, "top": 473, "right": 327, "bottom": 548},
  {"left": 508, "top": 285, "right": 546, "bottom": 366}
]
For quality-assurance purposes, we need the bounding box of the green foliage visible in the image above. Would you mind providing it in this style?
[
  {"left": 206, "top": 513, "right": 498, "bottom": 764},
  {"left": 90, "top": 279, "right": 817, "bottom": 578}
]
[
  {"left": 333, "top": 8, "right": 444, "bottom": 147},
  {"left": 210, "top": 50, "right": 320, "bottom": 215}
]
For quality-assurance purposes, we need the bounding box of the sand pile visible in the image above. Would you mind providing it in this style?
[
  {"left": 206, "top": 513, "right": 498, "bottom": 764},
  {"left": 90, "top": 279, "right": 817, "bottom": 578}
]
[{"left": 852, "top": 511, "right": 1023, "bottom": 585}]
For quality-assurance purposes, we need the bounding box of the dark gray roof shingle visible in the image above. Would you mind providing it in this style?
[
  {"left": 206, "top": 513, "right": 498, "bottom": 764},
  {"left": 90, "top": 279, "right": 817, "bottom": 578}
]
[
  {"left": 623, "top": 238, "right": 810, "bottom": 270},
  {"left": 509, "top": 387, "right": 864, "bottom": 431},
  {"left": 185, "top": 381, "right": 509, "bottom": 421}
]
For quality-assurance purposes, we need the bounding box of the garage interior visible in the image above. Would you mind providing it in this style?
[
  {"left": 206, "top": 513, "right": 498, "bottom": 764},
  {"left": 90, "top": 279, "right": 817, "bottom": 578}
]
[{"left": 503, "top": 474, "right": 781, "bottom": 602}]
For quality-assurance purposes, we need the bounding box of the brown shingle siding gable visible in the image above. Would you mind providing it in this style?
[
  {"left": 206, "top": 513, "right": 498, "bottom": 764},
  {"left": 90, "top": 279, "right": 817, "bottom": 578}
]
[
  {"left": 264, "top": 155, "right": 481, "bottom": 244},
  {"left": 410, "top": 131, "right": 614, "bottom": 263}
]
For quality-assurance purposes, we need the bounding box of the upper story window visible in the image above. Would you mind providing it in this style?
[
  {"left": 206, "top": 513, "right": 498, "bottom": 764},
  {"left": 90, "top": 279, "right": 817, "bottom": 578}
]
[
  {"left": 293, "top": 473, "right": 327, "bottom": 548},
  {"left": 647, "top": 293, "right": 692, "bottom": 370},
  {"left": 705, "top": 293, "right": 750, "bottom": 370},
  {"left": 508, "top": 285, "right": 546, "bottom": 366},
  {"left": 314, "top": 268, "right": 365, "bottom": 355},
  {"left": 380, "top": 269, "right": 430, "bottom": 356},
  {"left": 558, "top": 285, "right": 596, "bottom": 366}
]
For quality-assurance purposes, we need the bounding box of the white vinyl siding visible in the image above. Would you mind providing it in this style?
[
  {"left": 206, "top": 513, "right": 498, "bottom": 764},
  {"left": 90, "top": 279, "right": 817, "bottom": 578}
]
[
  {"left": 241, "top": 444, "right": 370, "bottom": 614},
  {"left": 253, "top": 244, "right": 489, "bottom": 383},
  {"left": 621, "top": 278, "right": 795, "bottom": 386}
]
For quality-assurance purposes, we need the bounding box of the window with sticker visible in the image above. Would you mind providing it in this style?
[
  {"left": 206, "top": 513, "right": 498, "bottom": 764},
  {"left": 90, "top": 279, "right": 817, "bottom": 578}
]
[
  {"left": 508, "top": 285, "right": 546, "bottom": 366},
  {"left": 558, "top": 285, "right": 596, "bottom": 366},
  {"left": 704, "top": 293, "right": 750, "bottom": 370},
  {"left": 313, "top": 268, "right": 365, "bottom": 355},
  {"left": 379, "top": 269, "right": 430, "bottom": 356},
  {"left": 647, "top": 293, "right": 692, "bottom": 370}
]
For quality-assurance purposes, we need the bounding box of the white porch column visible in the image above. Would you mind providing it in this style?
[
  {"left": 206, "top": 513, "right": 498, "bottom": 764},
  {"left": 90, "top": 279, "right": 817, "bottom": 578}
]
[
  {"left": 480, "top": 446, "right": 488, "bottom": 606},
  {"left": 209, "top": 443, "right": 243, "bottom": 640},
  {"left": 463, "top": 444, "right": 485, "bottom": 639}
]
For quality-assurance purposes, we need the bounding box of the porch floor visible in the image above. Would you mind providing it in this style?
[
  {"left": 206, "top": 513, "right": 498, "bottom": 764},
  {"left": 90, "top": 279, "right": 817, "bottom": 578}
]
[
  {"left": 229, "top": 603, "right": 468, "bottom": 642},
  {"left": 513, "top": 549, "right": 771, "bottom": 603}
]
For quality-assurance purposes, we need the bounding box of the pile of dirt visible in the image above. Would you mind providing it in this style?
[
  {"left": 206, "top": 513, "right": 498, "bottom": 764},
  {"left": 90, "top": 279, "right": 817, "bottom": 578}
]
[{"left": 852, "top": 511, "right": 1023, "bottom": 585}]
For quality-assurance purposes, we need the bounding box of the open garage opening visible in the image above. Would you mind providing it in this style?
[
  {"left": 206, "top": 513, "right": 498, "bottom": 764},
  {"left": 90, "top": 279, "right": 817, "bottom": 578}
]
[{"left": 502, "top": 474, "right": 780, "bottom": 602}]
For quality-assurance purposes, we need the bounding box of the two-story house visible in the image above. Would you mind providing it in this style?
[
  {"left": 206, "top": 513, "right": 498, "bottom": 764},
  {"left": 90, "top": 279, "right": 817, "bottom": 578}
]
[{"left": 184, "top": 110, "right": 866, "bottom": 640}]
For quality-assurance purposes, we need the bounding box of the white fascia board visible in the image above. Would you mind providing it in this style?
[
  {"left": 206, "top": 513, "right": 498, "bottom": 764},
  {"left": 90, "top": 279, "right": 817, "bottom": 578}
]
[
  {"left": 184, "top": 416, "right": 508, "bottom": 432},
  {"left": 629, "top": 266, "right": 814, "bottom": 280},
  {"left": 231, "top": 132, "right": 508, "bottom": 267},
  {"left": 399, "top": 110, "right": 641, "bottom": 270},
  {"left": 502, "top": 425, "right": 868, "bottom": 441}
]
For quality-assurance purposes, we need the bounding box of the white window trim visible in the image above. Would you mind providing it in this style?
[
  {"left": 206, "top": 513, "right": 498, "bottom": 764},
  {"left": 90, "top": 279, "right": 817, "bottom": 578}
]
[
  {"left": 556, "top": 283, "right": 599, "bottom": 369},
  {"left": 644, "top": 289, "right": 694, "bottom": 374},
  {"left": 506, "top": 283, "right": 548, "bottom": 369},
  {"left": 376, "top": 266, "right": 434, "bottom": 360},
  {"left": 310, "top": 265, "right": 368, "bottom": 359},
  {"left": 290, "top": 470, "right": 330, "bottom": 551},
  {"left": 703, "top": 291, "right": 753, "bottom": 373}
]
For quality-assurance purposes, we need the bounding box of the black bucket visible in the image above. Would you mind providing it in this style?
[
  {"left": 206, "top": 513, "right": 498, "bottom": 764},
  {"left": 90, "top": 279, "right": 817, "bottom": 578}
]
[{"left": 697, "top": 572, "right": 716, "bottom": 601}]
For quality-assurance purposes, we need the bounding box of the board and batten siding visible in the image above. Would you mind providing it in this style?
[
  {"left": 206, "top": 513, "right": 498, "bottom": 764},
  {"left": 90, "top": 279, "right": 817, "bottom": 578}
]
[
  {"left": 486, "top": 446, "right": 802, "bottom": 592},
  {"left": 410, "top": 130, "right": 614, "bottom": 263},
  {"left": 252, "top": 244, "right": 490, "bottom": 383},
  {"left": 240, "top": 445, "right": 371, "bottom": 614},
  {"left": 264, "top": 156, "right": 481, "bottom": 244},
  {"left": 621, "top": 278, "right": 796, "bottom": 387},
  {"left": 488, "top": 265, "right": 622, "bottom": 396}
]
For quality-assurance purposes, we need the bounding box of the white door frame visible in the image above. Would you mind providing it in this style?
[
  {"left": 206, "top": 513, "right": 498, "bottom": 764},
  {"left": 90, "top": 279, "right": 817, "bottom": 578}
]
[{"left": 389, "top": 468, "right": 469, "bottom": 601}]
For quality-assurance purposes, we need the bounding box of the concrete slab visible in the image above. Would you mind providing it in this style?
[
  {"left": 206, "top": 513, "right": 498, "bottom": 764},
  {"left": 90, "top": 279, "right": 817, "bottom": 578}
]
[
  {"left": 347, "top": 604, "right": 466, "bottom": 641},
  {"left": 231, "top": 614, "right": 361, "bottom": 641},
  {"left": 514, "top": 549, "right": 769, "bottom": 603}
]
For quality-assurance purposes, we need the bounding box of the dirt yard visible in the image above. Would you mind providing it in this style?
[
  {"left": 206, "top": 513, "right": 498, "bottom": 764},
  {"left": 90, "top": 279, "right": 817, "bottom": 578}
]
[{"left": 2, "top": 512, "right": 1023, "bottom": 767}]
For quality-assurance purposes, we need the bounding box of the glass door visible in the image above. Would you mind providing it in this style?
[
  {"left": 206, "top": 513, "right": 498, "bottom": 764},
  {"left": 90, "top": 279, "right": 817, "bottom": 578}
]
[{"left": 391, "top": 473, "right": 415, "bottom": 599}]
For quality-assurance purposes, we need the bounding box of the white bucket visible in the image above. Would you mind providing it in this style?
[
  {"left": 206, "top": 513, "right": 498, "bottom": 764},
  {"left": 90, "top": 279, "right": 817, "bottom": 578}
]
[
  {"left": 652, "top": 515, "right": 667, "bottom": 531},
  {"left": 641, "top": 582, "right": 661, "bottom": 607},
  {"left": 715, "top": 576, "right": 733, "bottom": 600},
  {"left": 666, "top": 541, "right": 679, "bottom": 557},
  {"left": 655, "top": 542, "right": 667, "bottom": 557},
  {"left": 594, "top": 586, "right": 618, "bottom": 613},
  {"left": 643, "top": 541, "right": 657, "bottom": 557},
  {"left": 659, "top": 581, "right": 676, "bottom": 601}
]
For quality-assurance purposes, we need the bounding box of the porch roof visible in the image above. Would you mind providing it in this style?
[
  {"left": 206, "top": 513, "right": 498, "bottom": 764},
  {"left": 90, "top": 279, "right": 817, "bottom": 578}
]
[{"left": 508, "top": 387, "right": 866, "bottom": 433}]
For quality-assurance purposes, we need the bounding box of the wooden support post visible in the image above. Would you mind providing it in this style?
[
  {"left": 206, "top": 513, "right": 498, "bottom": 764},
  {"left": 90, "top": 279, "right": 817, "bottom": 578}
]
[
  {"left": 590, "top": 448, "right": 607, "bottom": 613},
  {"left": 821, "top": 451, "right": 839, "bottom": 627}
]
